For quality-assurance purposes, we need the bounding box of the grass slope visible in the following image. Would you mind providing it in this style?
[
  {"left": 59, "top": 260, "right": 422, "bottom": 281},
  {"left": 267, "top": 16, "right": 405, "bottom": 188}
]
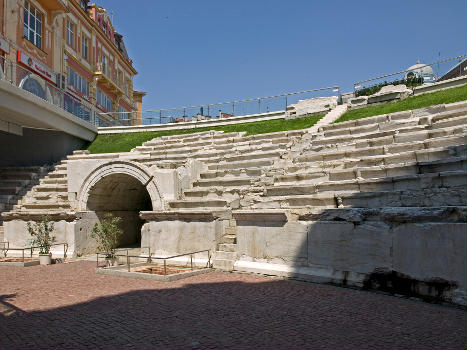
[
  {"left": 335, "top": 84, "right": 467, "bottom": 123},
  {"left": 87, "top": 114, "right": 322, "bottom": 154}
]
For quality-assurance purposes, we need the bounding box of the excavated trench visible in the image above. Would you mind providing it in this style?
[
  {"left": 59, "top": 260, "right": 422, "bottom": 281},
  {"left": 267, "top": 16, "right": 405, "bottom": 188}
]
[{"left": 86, "top": 174, "right": 152, "bottom": 247}]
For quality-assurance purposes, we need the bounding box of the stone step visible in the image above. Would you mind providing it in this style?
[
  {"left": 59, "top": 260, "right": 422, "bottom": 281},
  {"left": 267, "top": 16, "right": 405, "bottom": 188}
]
[
  {"left": 0, "top": 172, "right": 38, "bottom": 180},
  {"left": 40, "top": 178, "right": 67, "bottom": 185},
  {"left": 241, "top": 130, "right": 305, "bottom": 142},
  {"left": 0, "top": 166, "right": 47, "bottom": 173},
  {"left": 53, "top": 164, "right": 67, "bottom": 171},
  {"left": 312, "top": 125, "right": 427, "bottom": 147},
  {"left": 200, "top": 167, "right": 264, "bottom": 179},
  {"left": 266, "top": 171, "right": 467, "bottom": 198},
  {"left": 168, "top": 199, "right": 228, "bottom": 209},
  {"left": 215, "top": 251, "right": 237, "bottom": 260},
  {"left": 0, "top": 195, "right": 16, "bottom": 205},
  {"left": 430, "top": 108, "right": 467, "bottom": 123},
  {"left": 222, "top": 235, "right": 237, "bottom": 244},
  {"left": 47, "top": 171, "right": 67, "bottom": 179},
  {"left": 320, "top": 102, "right": 466, "bottom": 133},
  {"left": 0, "top": 187, "right": 21, "bottom": 195},
  {"left": 0, "top": 179, "right": 30, "bottom": 187},
  {"left": 278, "top": 156, "right": 467, "bottom": 185},
  {"left": 213, "top": 258, "right": 235, "bottom": 271},
  {"left": 323, "top": 119, "right": 420, "bottom": 138},
  {"left": 298, "top": 134, "right": 465, "bottom": 165},
  {"left": 324, "top": 128, "right": 466, "bottom": 152},
  {"left": 208, "top": 159, "right": 275, "bottom": 171},
  {"left": 34, "top": 185, "right": 68, "bottom": 193},
  {"left": 193, "top": 177, "right": 253, "bottom": 188},
  {"left": 218, "top": 243, "right": 237, "bottom": 252},
  {"left": 222, "top": 150, "right": 283, "bottom": 163},
  {"left": 430, "top": 115, "right": 467, "bottom": 130},
  {"left": 28, "top": 193, "right": 69, "bottom": 201},
  {"left": 252, "top": 183, "right": 467, "bottom": 209},
  {"left": 20, "top": 202, "right": 72, "bottom": 210},
  {"left": 182, "top": 187, "right": 246, "bottom": 201}
]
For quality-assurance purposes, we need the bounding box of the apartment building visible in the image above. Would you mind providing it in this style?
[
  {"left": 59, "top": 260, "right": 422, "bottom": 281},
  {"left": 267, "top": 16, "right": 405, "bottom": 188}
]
[{"left": 0, "top": 0, "right": 139, "bottom": 126}]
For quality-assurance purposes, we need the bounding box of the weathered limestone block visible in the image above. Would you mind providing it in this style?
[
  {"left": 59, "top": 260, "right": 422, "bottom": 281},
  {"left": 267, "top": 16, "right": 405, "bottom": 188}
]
[
  {"left": 348, "top": 96, "right": 368, "bottom": 107},
  {"left": 236, "top": 218, "right": 308, "bottom": 265},
  {"left": 2, "top": 214, "right": 100, "bottom": 257},
  {"left": 307, "top": 221, "right": 392, "bottom": 273},
  {"left": 368, "top": 84, "right": 413, "bottom": 104},
  {"left": 285, "top": 96, "right": 338, "bottom": 120},
  {"left": 393, "top": 223, "right": 466, "bottom": 289},
  {"left": 141, "top": 218, "right": 222, "bottom": 257}
]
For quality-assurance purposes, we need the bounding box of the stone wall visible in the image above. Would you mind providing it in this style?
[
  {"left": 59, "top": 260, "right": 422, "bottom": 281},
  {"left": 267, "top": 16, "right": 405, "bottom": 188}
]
[{"left": 233, "top": 208, "right": 467, "bottom": 305}]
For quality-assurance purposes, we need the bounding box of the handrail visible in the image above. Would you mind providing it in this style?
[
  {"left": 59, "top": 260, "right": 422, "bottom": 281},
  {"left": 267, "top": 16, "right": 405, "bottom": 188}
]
[
  {"left": 99, "top": 86, "right": 340, "bottom": 116},
  {"left": 353, "top": 54, "right": 467, "bottom": 89},
  {"left": 96, "top": 249, "right": 212, "bottom": 275},
  {"left": 0, "top": 242, "right": 68, "bottom": 262}
]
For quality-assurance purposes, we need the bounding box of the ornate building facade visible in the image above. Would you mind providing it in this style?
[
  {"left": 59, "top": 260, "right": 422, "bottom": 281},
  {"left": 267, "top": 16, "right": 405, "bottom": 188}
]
[{"left": 0, "top": 0, "right": 139, "bottom": 126}]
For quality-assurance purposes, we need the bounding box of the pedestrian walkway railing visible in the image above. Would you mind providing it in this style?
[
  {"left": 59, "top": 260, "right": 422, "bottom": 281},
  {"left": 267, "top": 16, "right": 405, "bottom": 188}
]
[
  {"left": 96, "top": 249, "right": 212, "bottom": 274},
  {"left": 0, "top": 242, "right": 68, "bottom": 261},
  {"left": 98, "top": 86, "right": 340, "bottom": 127},
  {"left": 352, "top": 54, "right": 467, "bottom": 97},
  {"left": 0, "top": 56, "right": 114, "bottom": 127}
]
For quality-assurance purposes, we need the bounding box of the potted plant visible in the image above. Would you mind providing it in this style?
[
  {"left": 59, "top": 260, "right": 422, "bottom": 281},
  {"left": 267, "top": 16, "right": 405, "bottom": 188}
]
[
  {"left": 91, "top": 213, "right": 123, "bottom": 266},
  {"left": 27, "top": 216, "right": 56, "bottom": 265}
]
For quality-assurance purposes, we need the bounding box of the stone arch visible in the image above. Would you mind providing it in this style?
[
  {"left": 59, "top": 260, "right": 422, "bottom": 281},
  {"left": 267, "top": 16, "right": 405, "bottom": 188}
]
[
  {"left": 77, "top": 161, "right": 164, "bottom": 247},
  {"left": 77, "top": 161, "right": 164, "bottom": 212}
]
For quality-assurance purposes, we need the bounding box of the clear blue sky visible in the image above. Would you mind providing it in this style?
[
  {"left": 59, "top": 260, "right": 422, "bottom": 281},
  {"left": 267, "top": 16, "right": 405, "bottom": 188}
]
[{"left": 96, "top": 0, "right": 466, "bottom": 110}]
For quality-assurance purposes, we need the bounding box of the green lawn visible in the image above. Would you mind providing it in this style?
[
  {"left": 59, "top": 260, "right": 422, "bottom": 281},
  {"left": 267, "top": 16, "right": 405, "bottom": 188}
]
[
  {"left": 335, "top": 84, "right": 467, "bottom": 123},
  {"left": 87, "top": 114, "right": 323, "bottom": 154}
]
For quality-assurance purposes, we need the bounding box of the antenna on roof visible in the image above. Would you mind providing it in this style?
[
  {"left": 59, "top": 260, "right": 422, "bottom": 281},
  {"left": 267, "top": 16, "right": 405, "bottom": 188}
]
[{"left": 110, "top": 10, "right": 114, "bottom": 23}]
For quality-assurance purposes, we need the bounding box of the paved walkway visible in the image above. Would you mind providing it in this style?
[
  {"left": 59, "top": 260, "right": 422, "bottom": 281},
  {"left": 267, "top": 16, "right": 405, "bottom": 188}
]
[{"left": 0, "top": 261, "right": 465, "bottom": 350}]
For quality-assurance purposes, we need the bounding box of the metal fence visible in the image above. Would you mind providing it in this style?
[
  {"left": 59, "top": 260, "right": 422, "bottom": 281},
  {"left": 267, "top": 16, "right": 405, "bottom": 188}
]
[
  {"left": 96, "top": 249, "right": 212, "bottom": 274},
  {"left": 352, "top": 55, "right": 467, "bottom": 97},
  {"left": 0, "top": 56, "right": 111, "bottom": 127},
  {"left": 99, "top": 86, "right": 340, "bottom": 126}
]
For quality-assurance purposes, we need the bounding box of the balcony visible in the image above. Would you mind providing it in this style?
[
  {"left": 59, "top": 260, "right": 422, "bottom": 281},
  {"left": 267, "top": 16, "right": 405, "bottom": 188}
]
[
  {"left": 41, "top": 0, "right": 68, "bottom": 11},
  {"left": 94, "top": 62, "right": 123, "bottom": 96}
]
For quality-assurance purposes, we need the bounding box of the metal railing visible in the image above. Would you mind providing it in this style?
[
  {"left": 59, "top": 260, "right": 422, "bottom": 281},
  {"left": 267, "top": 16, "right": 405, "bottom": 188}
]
[
  {"left": 353, "top": 54, "right": 467, "bottom": 96},
  {"left": 99, "top": 86, "right": 340, "bottom": 127},
  {"left": 96, "top": 249, "right": 212, "bottom": 274},
  {"left": 0, "top": 56, "right": 119, "bottom": 127},
  {"left": 0, "top": 242, "right": 68, "bottom": 261}
]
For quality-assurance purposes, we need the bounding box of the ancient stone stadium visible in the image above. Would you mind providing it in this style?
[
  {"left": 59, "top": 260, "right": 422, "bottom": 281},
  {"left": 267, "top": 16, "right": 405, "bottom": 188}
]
[{"left": 1, "top": 98, "right": 466, "bottom": 305}]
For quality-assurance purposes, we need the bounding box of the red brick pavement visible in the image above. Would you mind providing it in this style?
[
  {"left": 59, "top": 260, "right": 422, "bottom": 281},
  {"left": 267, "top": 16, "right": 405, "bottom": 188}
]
[{"left": 0, "top": 261, "right": 465, "bottom": 350}]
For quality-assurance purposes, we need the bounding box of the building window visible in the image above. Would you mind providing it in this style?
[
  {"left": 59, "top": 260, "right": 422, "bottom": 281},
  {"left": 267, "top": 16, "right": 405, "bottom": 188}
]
[
  {"left": 124, "top": 78, "right": 129, "bottom": 96},
  {"left": 82, "top": 35, "right": 89, "bottom": 60},
  {"left": 67, "top": 66, "right": 88, "bottom": 95},
  {"left": 23, "top": 1, "right": 42, "bottom": 49},
  {"left": 66, "top": 20, "right": 74, "bottom": 48},
  {"left": 80, "top": 0, "right": 87, "bottom": 11},
  {"left": 117, "top": 106, "right": 127, "bottom": 121},
  {"left": 102, "top": 55, "right": 108, "bottom": 74},
  {"left": 117, "top": 70, "right": 122, "bottom": 88},
  {"left": 96, "top": 88, "right": 112, "bottom": 111}
]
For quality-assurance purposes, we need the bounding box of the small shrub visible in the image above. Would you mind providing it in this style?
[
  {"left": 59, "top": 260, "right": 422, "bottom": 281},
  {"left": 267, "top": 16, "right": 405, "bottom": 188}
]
[
  {"left": 91, "top": 213, "right": 123, "bottom": 259},
  {"left": 27, "top": 216, "right": 56, "bottom": 254}
]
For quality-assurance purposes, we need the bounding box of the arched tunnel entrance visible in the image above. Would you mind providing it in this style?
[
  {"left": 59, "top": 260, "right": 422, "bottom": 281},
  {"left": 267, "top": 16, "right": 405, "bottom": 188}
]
[{"left": 86, "top": 173, "right": 153, "bottom": 247}]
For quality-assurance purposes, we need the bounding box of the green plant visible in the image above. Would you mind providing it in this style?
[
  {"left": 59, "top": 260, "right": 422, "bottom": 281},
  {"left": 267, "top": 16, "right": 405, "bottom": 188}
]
[
  {"left": 27, "top": 216, "right": 56, "bottom": 255},
  {"left": 91, "top": 213, "right": 123, "bottom": 259}
]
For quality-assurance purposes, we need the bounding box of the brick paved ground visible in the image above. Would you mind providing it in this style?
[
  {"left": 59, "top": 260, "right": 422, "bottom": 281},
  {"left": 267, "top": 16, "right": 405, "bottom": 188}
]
[{"left": 0, "top": 261, "right": 465, "bottom": 350}]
